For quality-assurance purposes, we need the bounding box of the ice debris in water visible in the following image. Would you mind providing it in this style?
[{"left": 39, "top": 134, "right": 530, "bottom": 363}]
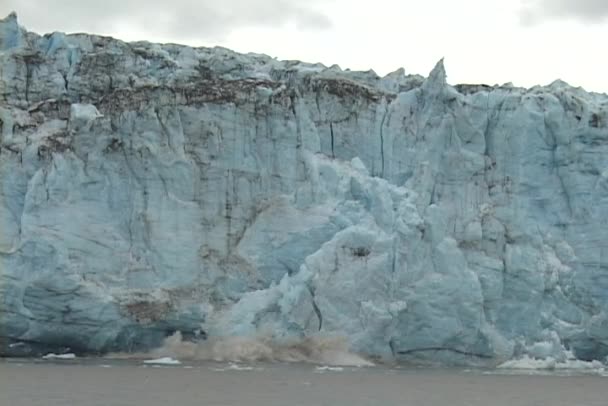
[{"left": 498, "top": 355, "right": 605, "bottom": 371}]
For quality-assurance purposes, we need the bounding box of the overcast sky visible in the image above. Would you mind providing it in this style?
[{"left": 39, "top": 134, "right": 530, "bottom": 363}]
[{"left": 3, "top": 0, "right": 607, "bottom": 93}]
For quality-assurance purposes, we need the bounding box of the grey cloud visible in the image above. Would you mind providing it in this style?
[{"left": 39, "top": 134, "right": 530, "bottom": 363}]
[
  {"left": 2, "top": 0, "right": 332, "bottom": 41},
  {"left": 519, "top": 0, "right": 608, "bottom": 24}
]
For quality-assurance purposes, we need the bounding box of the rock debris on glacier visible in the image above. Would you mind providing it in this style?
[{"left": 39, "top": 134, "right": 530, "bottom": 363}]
[{"left": 1, "top": 12, "right": 608, "bottom": 364}]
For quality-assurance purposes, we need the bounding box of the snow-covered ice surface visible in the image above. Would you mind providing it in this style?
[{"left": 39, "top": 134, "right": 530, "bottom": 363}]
[{"left": 2, "top": 12, "right": 608, "bottom": 366}]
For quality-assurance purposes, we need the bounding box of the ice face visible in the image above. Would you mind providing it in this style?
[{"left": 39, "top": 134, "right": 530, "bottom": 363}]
[{"left": 1, "top": 13, "right": 608, "bottom": 364}]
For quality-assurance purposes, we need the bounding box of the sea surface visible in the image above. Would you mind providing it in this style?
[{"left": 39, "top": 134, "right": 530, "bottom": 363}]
[{"left": 1, "top": 358, "right": 607, "bottom": 406}]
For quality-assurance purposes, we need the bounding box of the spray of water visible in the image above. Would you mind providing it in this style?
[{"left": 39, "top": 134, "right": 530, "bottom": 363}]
[{"left": 107, "top": 332, "right": 374, "bottom": 367}]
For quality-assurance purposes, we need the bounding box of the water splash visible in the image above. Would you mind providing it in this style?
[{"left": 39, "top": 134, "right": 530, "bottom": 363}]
[{"left": 108, "top": 332, "right": 374, "bottom": 367}]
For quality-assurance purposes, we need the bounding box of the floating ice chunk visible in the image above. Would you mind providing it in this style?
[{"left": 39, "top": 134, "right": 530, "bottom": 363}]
[
  {"left": 315, "top": 366, "right": 345, "bottom": 372},
  {"left": 42, "top": 353, "right": 76, "bottom": 360},
  {"left": 143, "top": 357, "right": 181, "bottom": 365}
]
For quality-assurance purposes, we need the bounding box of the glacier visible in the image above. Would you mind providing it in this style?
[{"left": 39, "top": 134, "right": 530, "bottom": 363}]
[{"left": 1, "top": 12, "right": 608, "bottom": 365}]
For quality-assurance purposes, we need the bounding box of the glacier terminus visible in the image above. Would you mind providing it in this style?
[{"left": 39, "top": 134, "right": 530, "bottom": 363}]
[{"left": 1, "top": 12, "right": 608, "bottom": 365}]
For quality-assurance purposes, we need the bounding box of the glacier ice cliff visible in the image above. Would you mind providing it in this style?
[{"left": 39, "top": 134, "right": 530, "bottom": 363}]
[{"left": 1, "top": 12, "right": 608, "bottom": 364}]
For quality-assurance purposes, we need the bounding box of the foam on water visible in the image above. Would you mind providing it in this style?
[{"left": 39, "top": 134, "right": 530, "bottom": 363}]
[
  {"left": 210, "top": 363, "right": 260, "bottom": 371},
  {"left": 42, "top": 353, "right": 77, "bottom": 360}
]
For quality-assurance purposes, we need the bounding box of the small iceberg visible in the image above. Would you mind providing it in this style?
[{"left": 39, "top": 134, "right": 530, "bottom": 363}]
[{"left": 143, "top": 357, "right": 181, "bottom": 365}]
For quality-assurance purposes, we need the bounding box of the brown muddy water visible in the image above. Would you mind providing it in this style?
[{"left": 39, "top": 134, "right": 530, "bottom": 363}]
[{"left": 1, "top": 358, "right": 607, "bottom": 406}]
